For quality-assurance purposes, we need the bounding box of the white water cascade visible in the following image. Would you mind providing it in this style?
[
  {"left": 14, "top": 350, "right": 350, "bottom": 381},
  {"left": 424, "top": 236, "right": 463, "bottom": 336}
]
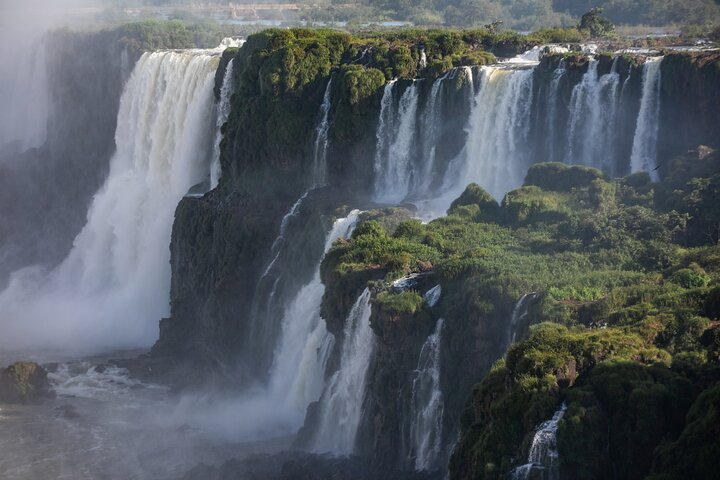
[
  {"left": 266, "top": 210, "right": 360, "bottom": 416},
  {"left": 312, "top": 287, "right": 376, "bottom": 454},
  {"left": 512, "top": 404, "right": 567, "bottom": 480},
  {"left": 545, "top": 58, "right": 567, "bottom": 156},
  {"left": 631, "top": 57, "right": 664, "bottom": 180},
  {"left": 0, "top": 45, "right": 227, "bottom": 350},
  {"left": 0, "top": 27, "right": 49, "bottom": 155},
  {"left": 312, "top": 76, "right": 334, "bottom": 185},
  {"left": 407, "top": 318, "right": 445, "bottom": 470},
  {"left": 374, "top": 80, "right": 420, "bottom": 203},
  {"left": 416, "top": 70, "right": 453, "bottom": 197},
  {"left": 564, "top": 59, "right": 622, "bottom": 172},
  {"left": 172, "top": 210, "right": 361, "bottom": 439},
  {"left": 210, "top": 58, "right": 236, "bottom": 189},
  {"left": 445, "top": 66, "right": 535, "bottom": 201},
  {"left": 508, "top": 292, "right": 540, "bottom": 346}
]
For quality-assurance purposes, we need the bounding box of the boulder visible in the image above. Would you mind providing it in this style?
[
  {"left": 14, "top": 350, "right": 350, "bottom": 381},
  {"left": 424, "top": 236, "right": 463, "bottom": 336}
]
[{"left": 0, "top": 361, "right": 55, "bottom": 404}]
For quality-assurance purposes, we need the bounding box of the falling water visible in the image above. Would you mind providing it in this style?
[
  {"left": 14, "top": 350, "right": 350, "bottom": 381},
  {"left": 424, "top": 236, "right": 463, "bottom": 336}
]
[
  {"left": 0, "top": 45, "right": 226, "bottom": 350},
  {"left": 312, "top": 76, "right": 334, "bottom": 185},
  {"left": 407, "top": 318, "right": 445, "bottom": 470},
  {"left": 312, "top": 288, "right": 376, "bottom": 454},
  {"left": 170, "top": 210, "right": 362, "bottom": 440},
  {"left": 210, "top": 58, "right": 236, "bottom": 189},
  {"left": 415, "top": 71, "right": 450, "bottom": 196},
  {"left": 630, "top": 57, "right": 663, "bottom": 179},
  {"left": 564, "top": 59, "right": 622, "bottom": 172},
  {"left": 374, "top": 81, "right": 420, "bottom": 203},
  {"left": 544, "top": 59, "right": 566, "bottom": 162},
  {"left": 266, "top": 210, "right": 360, "bottom": 415},
  {"left": 248, "top": 189, "right": 314, "bottom": 360},
  {"left": 0, "top": 25, "right": 49, "bottom": 155},
  {"left": 508, "top": 292, "right": 540, "bottom": 346},
  {"left": 445, "top": 66, "right": 535, "bottom": 200},
  {"left": 512, "top": 404, "right": 567, "bottom": 480}
]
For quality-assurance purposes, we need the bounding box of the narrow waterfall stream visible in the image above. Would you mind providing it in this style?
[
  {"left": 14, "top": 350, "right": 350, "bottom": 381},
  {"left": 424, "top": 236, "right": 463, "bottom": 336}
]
[
  {"left": 210, "top": 56, "right": 238, "bottom": 189},
  {"left": 374, "top": 80, "right": 421, "bottom": 203},
  {"left": 408, "top": 318, "right": 445, "bottom": 470},
  {"left": 631, "top": 57, "right": 664, "bottom": 179},
  {"left": 512, "top": 404, "right": 567, "bottom": 480},
  {"left": 312, "top": 288, "right": 376, "bottom": 454},
  {"left": 508, "top": 292, "right": 540, "bottom": 346},
  {"left": 312, "top": 76, "right": 334, "bottom": 186}
]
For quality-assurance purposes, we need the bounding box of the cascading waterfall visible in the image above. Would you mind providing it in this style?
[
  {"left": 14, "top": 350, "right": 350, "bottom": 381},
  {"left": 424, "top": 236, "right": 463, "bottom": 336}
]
[
  {"left": 512, "top": 404, "right": 567, "bottom": 480},
  {"left": 312, "top": 288, "right": 376, "bottom": 454},
  {"left": 312, "top": 76, "right": 334, "bottom": 186},
  {"left": 248, "top": 189, "right": 313, "bottom": 360},
  {"left": 0, "top": 29, "right": 49, "bottom": 154},
  {"left": 0, "top": 44, "right": 228, "bottom": 350},
  {"left": 415, "top": 70, "right": 451, "bottom": 197},
  {"left": 630, "top": 57, "right": 664, "bottom": 179},
  {"left": 370, "top": 49, "right": 669, "bottom": 216},
  {"left": 210, "top": 58, "right": 236, "bottom": 189},
  {"left": 374, "top": 80, "right": 420, "bottom": 203},
  {"left": 445, "top": 66, "right": 535, "bottom": 201},
  {"left": 407, "top": 318, "right": 445, "bottom": 471},
  {"left": 564, "top": 59, "right": 622, "bottom": 172},
  {"left": 172, "top": 210, "right": 361, "bottom": 439},
  {"left": 544, "top": 58, "right": 566, "bottom": 162},
  {"left": 265, "top": 210, "right": 360, "bottom": 416},
  {"left": 508, "top": 292, "right": 540, "bottom": 346}
]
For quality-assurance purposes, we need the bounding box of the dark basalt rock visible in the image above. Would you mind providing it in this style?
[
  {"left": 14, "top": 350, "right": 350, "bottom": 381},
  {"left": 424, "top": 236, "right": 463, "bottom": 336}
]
[{"left": 0, "top": 361, "right": 55, "bottom": 404}]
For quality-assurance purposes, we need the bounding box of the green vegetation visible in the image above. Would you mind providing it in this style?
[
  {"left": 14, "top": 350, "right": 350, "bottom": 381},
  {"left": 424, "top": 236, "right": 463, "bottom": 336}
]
[
  {"left": 295, "top": 0, "right": 720, "bottom": 30},
  {"left": 578, "top": 8, "right": 615, "bottom": 38},
  {"left": 317, "top": 149, "right": 720, "bottom": 479},
  {"left": 217, "top": 27, "right": 551, "bottom": 193},
  {"left": 115, "top": 19, "right": 237, "bottom": 51}
]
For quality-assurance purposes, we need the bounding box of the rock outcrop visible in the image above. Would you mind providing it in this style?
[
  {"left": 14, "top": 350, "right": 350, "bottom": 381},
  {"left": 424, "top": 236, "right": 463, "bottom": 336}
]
[{"left": 0, "top": 362, "right": 54, "bottom": 404}]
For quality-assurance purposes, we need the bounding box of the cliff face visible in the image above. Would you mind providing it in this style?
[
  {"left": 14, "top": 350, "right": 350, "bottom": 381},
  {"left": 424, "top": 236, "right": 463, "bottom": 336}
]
[
  {"left": 153, "top": 28, "right": 720, "bottom": 475},
  {"left": 658, "top": 50, "right": 720, "bottom": 165},
  {"left": 152, "top": 29, "right": 503, "bottom": 384}
]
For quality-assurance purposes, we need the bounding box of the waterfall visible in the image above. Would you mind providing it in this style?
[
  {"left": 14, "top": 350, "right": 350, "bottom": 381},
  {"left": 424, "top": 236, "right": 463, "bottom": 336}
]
[
  {"left": 630, "top": 57, "right": 663, "bottom": 179},
  {"left": 512, "top": 404, "right": 567, "bottom": 480},
  {"left": 312, "top": 288, "right": 376, "bottom": 454},
  {"left": 374, "top": 81, "right": 420, "bottom": 203},
  {"left": 545, "top": 59, "right": 566, "bottom": 162},
  {"left": 445, "top": 66, "right": 535, "bottom": 201},
  {"left": 210, "top": 58, "right": 236, "bottom": 189},
  {"left": 424, "top": 285, "right": 442, "bottom": 308},
  {"left": 266, "top": 210, "right": 360, "bottom": 414},
  {"left": 171, "top": 209, "right": 361, "bottom": 439},
  {"left": 0, "top": 45, "right": 227, "bottom": 350},
  {"left": 0, "top": 27, "right": 49, "bottom": 155},
  {"left": 312, "top": 76, "right": 334, "bottom": 186},
  {"left": 408, "top": 318, "right": 445, "bottom": 470},
  {"left": 248, "top": 189, "right": 314, "bottom": 361},
  {"left": 508, "top": 292, "right": 540, "bottom": 346},
  {"left": 564, "top": 59, "right": 622, "bottom": 172},
  {"left": 416, "top": 71, "right": 450, "bottom": 196}
]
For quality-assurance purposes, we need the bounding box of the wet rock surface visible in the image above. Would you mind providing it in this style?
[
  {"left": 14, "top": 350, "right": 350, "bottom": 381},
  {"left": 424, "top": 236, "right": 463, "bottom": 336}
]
[{"left": 0, "top": 361, "right": 55, "bottom": 404}]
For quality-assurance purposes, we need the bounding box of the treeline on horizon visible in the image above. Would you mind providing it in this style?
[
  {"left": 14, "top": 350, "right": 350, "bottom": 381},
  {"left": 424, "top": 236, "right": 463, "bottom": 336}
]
[{"left": 136, "top": 0, "right": 720, "bottom": 29}]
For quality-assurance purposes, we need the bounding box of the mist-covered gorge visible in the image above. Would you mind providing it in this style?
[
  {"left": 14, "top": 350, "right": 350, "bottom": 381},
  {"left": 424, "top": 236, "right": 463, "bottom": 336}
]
[{"left": 1, "top": 24, "right": 720, "bottom": 480}]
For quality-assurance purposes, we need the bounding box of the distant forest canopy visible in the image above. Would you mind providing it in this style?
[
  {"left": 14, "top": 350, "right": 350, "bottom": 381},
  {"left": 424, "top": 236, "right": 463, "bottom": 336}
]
[{"left": 134, "top": 0, "right": 720, "bottom": 29}]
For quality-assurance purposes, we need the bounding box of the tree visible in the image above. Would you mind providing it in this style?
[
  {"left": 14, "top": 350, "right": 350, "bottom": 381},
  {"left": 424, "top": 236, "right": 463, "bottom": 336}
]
[{"left": 578, "top": 7, "right": 615, "bottom": 37}]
